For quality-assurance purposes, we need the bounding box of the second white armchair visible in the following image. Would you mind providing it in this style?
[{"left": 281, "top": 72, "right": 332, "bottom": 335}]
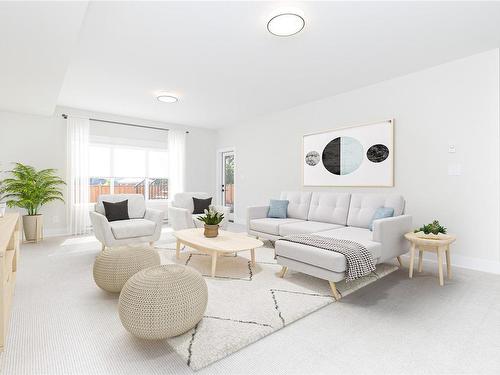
[{"left": 168, "top": 192, "right": 230, "bottom": 231}]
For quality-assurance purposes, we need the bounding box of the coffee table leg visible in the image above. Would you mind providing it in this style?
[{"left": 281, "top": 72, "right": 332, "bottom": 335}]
[
  {"left": 437, "top": 247, "right": 444, "bottom": 286},
  {"left": 418, "top": 250, "right": 424, "bottom": 272},
  {"left": 409, "top": 243, "right": 416, "bottom": 279},
  {"left": 445, "top": 246, "right": 452, "bottom": 280},
  {"left": 211, "top": 252, "right": 217, "bottom": 277},
  {"left": 250, "top": 249, "right": 255, "bottom": 266},
  {"left": 176, "top": 240, "right": 181, "bottom": 259}
]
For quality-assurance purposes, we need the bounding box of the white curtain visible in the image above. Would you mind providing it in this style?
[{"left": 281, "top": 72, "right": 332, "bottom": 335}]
[
  {"left": 168, "top": 129, "right": 186, "bottom": 200},
  {"left": 66, "top": 116, "right": 90, "bottom": 235}
]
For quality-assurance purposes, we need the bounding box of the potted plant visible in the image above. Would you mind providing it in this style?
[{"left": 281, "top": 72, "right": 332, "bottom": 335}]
[
  {"left": 0, "top": 163, "right": 65, "bottom": 242},
  {"left": 414, "top": 220, "right": 450, "bottom": 240},
  {"left": 197, "top": 207, "right": 224, "bottom": 238}
]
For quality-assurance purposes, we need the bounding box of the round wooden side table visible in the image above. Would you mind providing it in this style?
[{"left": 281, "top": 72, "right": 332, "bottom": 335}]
[{"left": 404, "top": 232, "right": 457, "bottom": 286}]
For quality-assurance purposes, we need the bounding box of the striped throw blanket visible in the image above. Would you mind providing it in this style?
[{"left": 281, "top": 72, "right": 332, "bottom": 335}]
[{"left": 280, "top": 234, "right": 376, "bottom": 281}]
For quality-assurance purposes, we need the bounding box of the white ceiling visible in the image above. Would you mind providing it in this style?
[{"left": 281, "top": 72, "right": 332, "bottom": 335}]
[
  {"left": 0, "top": 1, "right": 88, "bottom": 116},
  {"left": 1, "top": 1, "right": 500, "bottom": 128}
]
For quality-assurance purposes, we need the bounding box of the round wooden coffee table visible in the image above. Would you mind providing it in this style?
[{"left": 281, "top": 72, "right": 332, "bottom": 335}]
[
  {"left": 173, "top": 228, "right": 264, "bottom": 277},
  {"left": 404, "top": 232, "right": 456, "bottom": 286}
]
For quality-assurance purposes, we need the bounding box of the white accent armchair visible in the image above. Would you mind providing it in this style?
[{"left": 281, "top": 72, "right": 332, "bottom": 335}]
[
  {"left": 89, "top": 194, "right": 163, "bottom": 250},
  {"left": 168, "top": 192, "right": 230, "bottom": 231}
]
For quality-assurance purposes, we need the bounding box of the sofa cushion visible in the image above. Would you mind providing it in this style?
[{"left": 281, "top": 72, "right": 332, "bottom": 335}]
[
  {"left": 275, "top": 226, "right": 381, "bottom": 273},
  {"left": 249, "top": 218, "right": 304, "bottom": 235},
  {"left": 103, "top": 199, "right": 129, "bottom": 222},
  {"left": 279, "top": 221, "right": 344, "bottom": 236},
  {"left": 369, "top": 207, "right": 394, "bottom": 231},
  {"left": 173, "top": 192, "right": 211, "bottom": 213},
  {"left": 268, "top": 199, "right": 289, "bottom": 219},
  {"left": 97, "top": 194, "right": 145, "bottom": 219},
  {"left": 280, "top": 191, "right": 312, "bottom": 220},
  {"left": 110, "top": 219, "right": 156, "bottom": 239},
  {"left": 347, "top": 194, "right": 405, "bottom": 229},
  {"left": 193, "top": 197, "right": 212, "bottom": 214},
  {"left": 307, "top": 192, "right": 351, "bottom": 225}
]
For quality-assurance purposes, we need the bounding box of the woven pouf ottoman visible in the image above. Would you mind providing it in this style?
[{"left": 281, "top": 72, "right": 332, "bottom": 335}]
[
  {"left": 93, "top": 246, "right": 161, "bottom": 293},
  {"left": 118, "top": 264, "right": 208, "bottom": 339}
]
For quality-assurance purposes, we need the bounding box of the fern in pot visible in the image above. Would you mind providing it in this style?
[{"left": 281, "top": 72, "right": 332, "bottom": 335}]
[
  {"left": 0, "top": 163, "right": 65, "bottom": 242},
  {"left": 197, "top": 207, "right": 224, "bottom": 238}
]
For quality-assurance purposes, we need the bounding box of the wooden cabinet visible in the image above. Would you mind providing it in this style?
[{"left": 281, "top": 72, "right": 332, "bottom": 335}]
[{"left": 0, "top": 213, "right": 21, "bottom": 351}]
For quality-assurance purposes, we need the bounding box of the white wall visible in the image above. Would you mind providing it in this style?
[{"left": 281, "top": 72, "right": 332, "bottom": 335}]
[
  {"left": 217, "top": 49, "right": 500, "bottom": 273},
  {"left": 0, "top": 107, "right": 217, "bottom": 235}
]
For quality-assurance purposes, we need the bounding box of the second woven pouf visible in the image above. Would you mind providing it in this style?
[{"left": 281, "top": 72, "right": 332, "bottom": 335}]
[
  {"left": 93, "top": 246, "right": 161, "bottom": 293},
  {"left": 118, "top": 264, "right": 208, "bottom": 339}
]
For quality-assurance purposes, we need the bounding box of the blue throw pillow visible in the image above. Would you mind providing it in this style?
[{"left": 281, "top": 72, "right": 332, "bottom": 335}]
[
  {"left": 268, "top": 199, "right": 289, "bottom": 219},
  {"left": 369, "top": 207, "right": 394, "bottom": 231}
]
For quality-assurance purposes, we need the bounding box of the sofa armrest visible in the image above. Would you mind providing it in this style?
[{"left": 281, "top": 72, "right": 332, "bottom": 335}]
[
  {"left": 144, "top": 208, "right": 163, "bottom": 224},
  {"left": 89, "top": 211, "right": 115, "bottom": 245},
  {"left": 246, "top": 206, "right": 269, "bottom": 232},
  {"left": 372, "top": 215, "right": 412, "bottom": 262},
  {"left": 144, "top": 208, "right": 163, "bottom": 241},
  {"left": 168, "top": 206, "right": 195, "bottom": 231}
]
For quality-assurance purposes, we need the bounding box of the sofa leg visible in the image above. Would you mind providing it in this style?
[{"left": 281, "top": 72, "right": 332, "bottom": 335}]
[
  {"left": 329, "top": 281, "right": 341, "bottom": 301},
  {"left": 149, "top": 241, "right": 155, "bottom": 247},
  {"left": 279, "top": 266, "right": 288, "bottom": 278},
  {"left": 101, "top": 243, "right": 105, "bottom": 251},
  {"left": 396, "top": 256, "right": 403, "bottom": 268}
]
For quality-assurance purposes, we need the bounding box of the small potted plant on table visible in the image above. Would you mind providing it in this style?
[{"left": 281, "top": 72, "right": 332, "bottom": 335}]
[
  {"left": 414, "top": 220, "right": 450, "bottom": 240},
  {"left": 0, "top": 163, "right": 65, "bottom": 242},
  {"left": 197, "top": 207, "right": 224, "bottom": 238}
]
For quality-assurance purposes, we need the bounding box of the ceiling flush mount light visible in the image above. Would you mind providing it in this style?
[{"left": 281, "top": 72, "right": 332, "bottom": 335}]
[
  {"left": 267, "top": 13, "right": 305, "bottom": 37},
  {"left": 157, "top": 94, "right": 178, "bottom": 103}
]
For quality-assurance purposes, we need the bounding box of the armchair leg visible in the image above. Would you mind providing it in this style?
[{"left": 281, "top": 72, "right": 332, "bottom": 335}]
[
  {"left": 279, "top": 266, "right": 288, "bottom": 278},
  {"left": 329, "top": 281, "right": 341, "bottom": 301},
  {"left": 149, "top": 241, "right": 155, "bottom": 247},
  {"left": 396, "top": 256, "right": 403, "bottom": 268},
  {"left": 101, "top": 243, "right": 105, "bottom": 251}
]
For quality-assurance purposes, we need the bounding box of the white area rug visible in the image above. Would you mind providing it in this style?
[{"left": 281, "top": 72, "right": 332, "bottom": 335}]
[{"left": 156, "top": 238, "right": 398, "bottom": 371}]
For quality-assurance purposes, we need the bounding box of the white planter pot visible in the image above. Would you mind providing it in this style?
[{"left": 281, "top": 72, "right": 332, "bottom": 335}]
[
  {"left": 23, "top": 214, "right": 43, "bottom": 242},
  {"left": 0, "top": 203, "right": 6, "bottom": 218}
]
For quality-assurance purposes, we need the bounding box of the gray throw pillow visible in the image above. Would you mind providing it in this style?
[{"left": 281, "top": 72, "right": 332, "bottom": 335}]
[
  {"left": 267, "top": 199, "right": 289, "bottom": 219},
  {"left": 369, "top": 207, "right": 394, "bottom": 231}
]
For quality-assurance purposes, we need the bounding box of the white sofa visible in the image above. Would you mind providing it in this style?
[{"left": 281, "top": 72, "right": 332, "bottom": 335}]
[
  {"left": 168, "top": 192, "right": 230, "bottom": 231},
  {"left": 247, "top": 192, "right": 412, "bottom": 299},
  {"left": 89, "top": 194, "right": 163, "bottom": 250}
]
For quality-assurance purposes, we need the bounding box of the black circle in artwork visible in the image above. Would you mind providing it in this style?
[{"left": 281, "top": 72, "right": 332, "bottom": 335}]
[
  {"left": 367, "top": 144, "right": 389, "bottom": 163},
  {"left": 322, "top": 137, "right": 341, "bottom": 175}
]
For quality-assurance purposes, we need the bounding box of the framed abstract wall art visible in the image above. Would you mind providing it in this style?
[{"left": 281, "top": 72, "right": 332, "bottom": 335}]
[{"left": 303, "top": 119, "right": 394, "bottom": 187}]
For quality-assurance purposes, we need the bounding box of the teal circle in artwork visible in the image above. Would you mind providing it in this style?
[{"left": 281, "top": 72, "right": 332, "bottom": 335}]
[{"left": 322, "top": 136, "right": 364, "bottom": 175}]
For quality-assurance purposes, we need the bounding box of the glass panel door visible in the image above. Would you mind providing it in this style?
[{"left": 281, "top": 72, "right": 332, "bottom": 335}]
[{"left": 221, "top": 150, "right": 235, "bottom": 220}]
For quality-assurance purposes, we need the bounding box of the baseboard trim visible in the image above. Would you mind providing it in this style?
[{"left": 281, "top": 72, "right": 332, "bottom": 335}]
[{"left": 401, "top": 252, "right": 500, "bottom": 275}]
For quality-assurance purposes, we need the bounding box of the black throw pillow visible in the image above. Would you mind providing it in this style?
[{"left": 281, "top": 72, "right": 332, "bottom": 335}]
[
  {"left": 193, "top": 197, "right": 212, "bottom": 214},
  {"left": 103, "top": 200, "right": 129, "bottom": 222}
]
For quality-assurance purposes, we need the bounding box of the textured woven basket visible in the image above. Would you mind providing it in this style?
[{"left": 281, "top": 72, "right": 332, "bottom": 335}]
[
  {"left": 118, "top": 264, "right": 208, "bottom": 339},
  {"left": 93, "top": 246, "right": 161, "bottom": 293}
]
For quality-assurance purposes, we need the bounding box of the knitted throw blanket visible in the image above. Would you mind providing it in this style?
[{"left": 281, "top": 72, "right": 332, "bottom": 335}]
[{"left": 280, "top": 234, "right": 376, "bottom": 281}]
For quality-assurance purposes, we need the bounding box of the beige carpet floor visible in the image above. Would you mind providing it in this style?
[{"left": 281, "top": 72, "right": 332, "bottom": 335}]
[
  {"left": 157, "top": 239, "right": 397, "bottom": 370},
  {"left": 1, "top": 225, "right": 500, "bottom": 374}
]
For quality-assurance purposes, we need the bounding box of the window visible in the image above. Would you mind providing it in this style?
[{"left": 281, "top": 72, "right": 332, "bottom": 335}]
[{"left": 89, "top": 144, "right": 168, "bottom": 203}]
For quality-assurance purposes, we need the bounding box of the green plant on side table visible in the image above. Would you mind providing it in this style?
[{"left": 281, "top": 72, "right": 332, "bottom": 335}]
[
  {"left": 414, "top": 220, "right": 448, "bottom": 239},
  {"left": 197, "top": 207, "right": 224, "bottom": 238},
  {"left": 0, "top": 163, "right": 65, "bottom": 242}
]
